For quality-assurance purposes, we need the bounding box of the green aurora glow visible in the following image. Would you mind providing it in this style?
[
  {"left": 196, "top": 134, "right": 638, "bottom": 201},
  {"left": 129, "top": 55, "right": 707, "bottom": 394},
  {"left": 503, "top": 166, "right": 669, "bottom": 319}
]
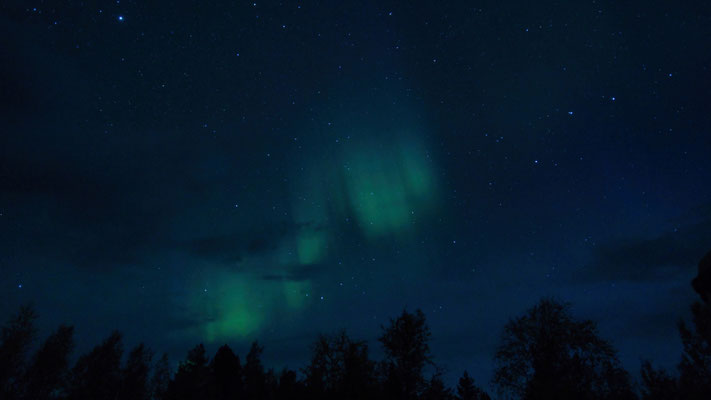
[{"left": 186, "top": 130, "right": 440, "bottom": 342}]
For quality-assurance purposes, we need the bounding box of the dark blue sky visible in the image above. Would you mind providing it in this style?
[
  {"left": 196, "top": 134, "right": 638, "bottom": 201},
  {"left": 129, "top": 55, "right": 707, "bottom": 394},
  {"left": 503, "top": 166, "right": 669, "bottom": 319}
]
[{"left": 1, "top": 0, "right": 710, "bottom": 389}]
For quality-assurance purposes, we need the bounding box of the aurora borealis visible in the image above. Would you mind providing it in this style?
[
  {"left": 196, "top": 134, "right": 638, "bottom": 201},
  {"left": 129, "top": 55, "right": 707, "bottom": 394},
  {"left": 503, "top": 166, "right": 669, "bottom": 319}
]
[
  {"left": 2, "top": 0, "right": 711, "bottom": 388},
  {"left": 185, "top": 117, "right": 442, "bottom": 342}
]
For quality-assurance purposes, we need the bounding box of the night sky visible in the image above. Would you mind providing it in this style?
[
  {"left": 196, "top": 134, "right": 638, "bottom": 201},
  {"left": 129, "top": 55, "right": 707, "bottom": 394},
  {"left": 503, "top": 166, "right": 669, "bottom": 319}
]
[{"left": 2, "top": 0, "right": 710, "bottom": 388}]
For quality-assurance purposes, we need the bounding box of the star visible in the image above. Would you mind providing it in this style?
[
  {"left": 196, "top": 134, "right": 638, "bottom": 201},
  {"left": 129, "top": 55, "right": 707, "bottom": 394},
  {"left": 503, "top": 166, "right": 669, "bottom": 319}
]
[{"left": 118, "top": 15, "right": 124, "bottom": 22}]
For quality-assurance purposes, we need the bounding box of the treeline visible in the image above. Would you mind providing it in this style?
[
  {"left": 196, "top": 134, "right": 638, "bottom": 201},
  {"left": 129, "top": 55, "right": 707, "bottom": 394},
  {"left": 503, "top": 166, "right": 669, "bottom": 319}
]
[{"left": 0, "top": 297, "right": 709, "bottom": 400}]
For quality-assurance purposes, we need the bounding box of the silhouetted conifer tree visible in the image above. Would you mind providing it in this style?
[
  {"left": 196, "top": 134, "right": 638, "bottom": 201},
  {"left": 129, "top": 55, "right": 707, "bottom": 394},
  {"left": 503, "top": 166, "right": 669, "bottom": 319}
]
[
  {"left": 456, "top": 371, "right": 490, "bottom": 400},
  {"left": 165, "top": 344, "right": 212, "bottom": 400},
  {"left": 243, "top": 341, "right": 269, "bottom": 400},
  {"left": 379, "top": 309, "right": 432, "bottom": 400},
  {"left": 210, "top": 344, "right": 242, "bottom": 400},
  {"left": 304, "top": 335, "right": 335, "bottom": 400},
  {"left": 265, "top": 368, "right": 279, "bottom": 400},
  {"left": 493, "top": 298, "right": 635, "bottom": 400},
  {"left": 304, "top": 331, "right": 375, "bottom": 400},
  {"left": 640, "top": 361, "right": 678, "bottom": 400},
  {"left": 0, "top": 305, "right": 37, "bottom": 400},
  {"left": 276, "top": 368, "right": 304, "bottom": 400},
  {"left": 150, "top": 353, "right": 171, "bottom": 400},
  {"left": 677, "top": 301, "right": 711, "bottom": 399},
  {"left": 120, "top": 343, "right": 153, "bottom": 400},
  {"left": 67, "top": 330, "right": 123, "bottom": 400},
  {"left": 20, "top": 324, "right": 74, "bottom": 400},
  {"left": 421, "top": 372, "right": 454, "bottom": 400}
]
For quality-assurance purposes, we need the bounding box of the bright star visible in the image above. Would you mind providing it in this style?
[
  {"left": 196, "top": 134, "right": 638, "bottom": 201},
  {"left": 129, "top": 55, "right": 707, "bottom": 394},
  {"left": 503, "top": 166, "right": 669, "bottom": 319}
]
[{"left": 118, "top": 15, "right": 124, "bottom": 21}]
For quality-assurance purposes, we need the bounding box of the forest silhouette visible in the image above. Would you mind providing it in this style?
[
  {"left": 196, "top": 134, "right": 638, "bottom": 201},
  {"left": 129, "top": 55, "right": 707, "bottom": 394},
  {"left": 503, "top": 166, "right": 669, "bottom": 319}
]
[{"left": 1, "top": 252, "right": 710, "bottom": 400}]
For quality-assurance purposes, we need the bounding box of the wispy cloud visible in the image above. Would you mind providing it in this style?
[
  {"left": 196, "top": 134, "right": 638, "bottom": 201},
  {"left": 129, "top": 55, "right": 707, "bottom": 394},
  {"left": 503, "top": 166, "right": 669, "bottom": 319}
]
[{"left": 579, "top": 210, "right": 710, "bottom": 282}]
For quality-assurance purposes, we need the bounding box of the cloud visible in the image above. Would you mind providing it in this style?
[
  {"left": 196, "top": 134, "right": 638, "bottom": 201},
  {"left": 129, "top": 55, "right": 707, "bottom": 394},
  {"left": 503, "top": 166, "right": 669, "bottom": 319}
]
[
  {"left": 260, "top": 264, "right": 325, "bottom": 282},
  {"left": 182, "top": 222, "right": 315, "bottom": 264},
  {"left": 580, "top": 218, "right": 711, "bottom": 282},
  {"left": 0, "top": 150, "right": 169, "bottom": 268}
]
